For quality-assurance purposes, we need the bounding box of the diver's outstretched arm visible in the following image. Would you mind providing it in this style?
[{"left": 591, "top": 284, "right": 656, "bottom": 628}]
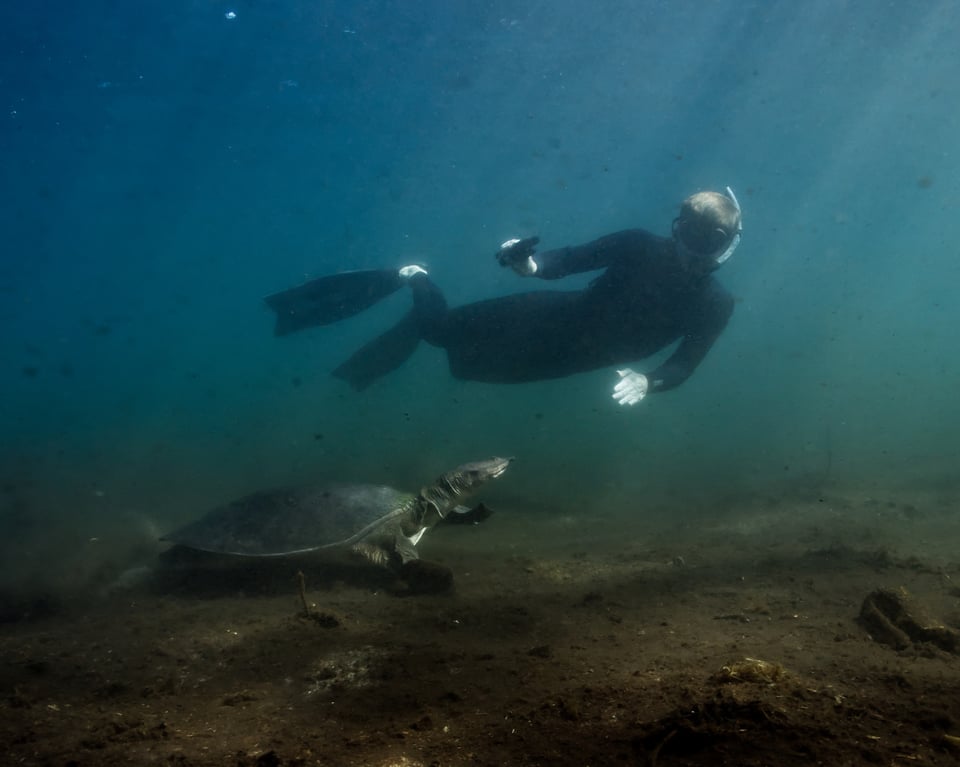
[{"left": 496, "top": 229, "right": 656, "bottom": 281}]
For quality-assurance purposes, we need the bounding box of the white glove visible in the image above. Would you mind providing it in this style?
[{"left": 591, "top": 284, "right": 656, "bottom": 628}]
[
  {"left": 512, "top": 255, "right": 538, "bottom": 276},
  {"left": 496, "top": 237, "right": 540, "bottom": 276},
  {"left": 612, "top": 368, "right": 648, "bottom": 406}
]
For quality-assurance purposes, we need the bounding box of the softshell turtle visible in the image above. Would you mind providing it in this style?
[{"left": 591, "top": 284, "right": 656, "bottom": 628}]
[{"left": 160, "top": 457, "right": 511, "bottom": 574}]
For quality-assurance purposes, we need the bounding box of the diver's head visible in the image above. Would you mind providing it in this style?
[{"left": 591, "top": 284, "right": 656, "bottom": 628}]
[{"left": 672, "top": 187, "right": 742, "bottom": 274}]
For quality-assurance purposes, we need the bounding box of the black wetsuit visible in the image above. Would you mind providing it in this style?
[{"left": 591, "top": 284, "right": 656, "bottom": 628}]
[{"left": 332, "top": 229, "right": 734, "bottom": 392}]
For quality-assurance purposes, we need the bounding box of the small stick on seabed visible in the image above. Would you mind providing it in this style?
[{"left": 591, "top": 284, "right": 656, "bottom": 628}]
[{"left": 296, "top": 570, "right": 311, "bottom": 617}]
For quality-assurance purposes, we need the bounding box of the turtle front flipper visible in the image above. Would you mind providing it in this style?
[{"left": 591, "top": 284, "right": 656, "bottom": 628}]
[
  {"left": 444, "top": 502, "right": 495, "bottom": 525},
  {"left": 350, "top": 526, "right": 425, "bottom": 569},
  {"left": 394, "top": 529, "right": 424, "bottom": 565},
  {"left": 351, "top": 534, "right": 453, "bottom": 595}
]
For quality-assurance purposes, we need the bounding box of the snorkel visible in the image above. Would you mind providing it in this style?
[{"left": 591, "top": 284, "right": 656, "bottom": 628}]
[{"left": 713, "top": 186, "right": 742, "bottom": 266}]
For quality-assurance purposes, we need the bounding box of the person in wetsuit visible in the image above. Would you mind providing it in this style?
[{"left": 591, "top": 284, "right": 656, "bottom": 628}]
[{"left": 266, "top": 188, "right": 742, "bottom": 406}]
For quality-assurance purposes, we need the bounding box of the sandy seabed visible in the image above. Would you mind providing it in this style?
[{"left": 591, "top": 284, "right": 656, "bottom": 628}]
[{"left": 3, "top": 489, "right": 960, "bottom": 766}]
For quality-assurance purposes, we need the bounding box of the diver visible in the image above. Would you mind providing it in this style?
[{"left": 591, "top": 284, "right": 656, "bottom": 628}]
[{"left": 265, "top": 187, "right": 743, "bottom": 406}]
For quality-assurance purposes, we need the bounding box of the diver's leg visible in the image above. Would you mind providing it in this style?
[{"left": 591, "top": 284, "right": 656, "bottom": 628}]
[
  {"left": 332, "top": 270, "right": 453, "bottom": 390},
  {"left": 332, "top": 310, "right": 421, "bottom": 391},
  {"left": 330, "top": 270, "right": 449, "bottom": 389},
  {"left": 407, "top": 272, "right": 450, "bottom": 347}
]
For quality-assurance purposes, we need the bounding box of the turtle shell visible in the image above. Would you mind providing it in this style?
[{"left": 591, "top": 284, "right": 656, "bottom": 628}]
[{"left": 161, "top": 484, "right": 412, "bottom": 556}]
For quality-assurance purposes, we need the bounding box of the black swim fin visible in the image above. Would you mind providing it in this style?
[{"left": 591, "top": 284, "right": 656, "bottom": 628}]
[
  {"left": 332, "top": 310, "right": 421, "bottom": 391},
  {"left": 264, "top": 269, "right": 404, "bottom": 336}
]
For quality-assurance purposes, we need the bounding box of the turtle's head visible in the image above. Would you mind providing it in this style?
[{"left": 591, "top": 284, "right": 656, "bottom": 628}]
[
  {"left": 417, "top": 457, "right": 513, "bottom": 527},
  {"left": 446, "top": 456, "right": 513, "bottom": 489}
]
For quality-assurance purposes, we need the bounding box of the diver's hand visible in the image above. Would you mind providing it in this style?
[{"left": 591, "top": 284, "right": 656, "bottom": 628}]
[
  {"left": 496, "top": 236, "right": 540, "bottom": 276},
  {"left": 612, "top": 368, "right": 648, "bottom": 406}
]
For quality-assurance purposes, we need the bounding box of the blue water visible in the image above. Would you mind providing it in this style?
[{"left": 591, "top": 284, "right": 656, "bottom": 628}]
[{"left": 2, "top": 1, "right": 959, "bottom": 590}]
